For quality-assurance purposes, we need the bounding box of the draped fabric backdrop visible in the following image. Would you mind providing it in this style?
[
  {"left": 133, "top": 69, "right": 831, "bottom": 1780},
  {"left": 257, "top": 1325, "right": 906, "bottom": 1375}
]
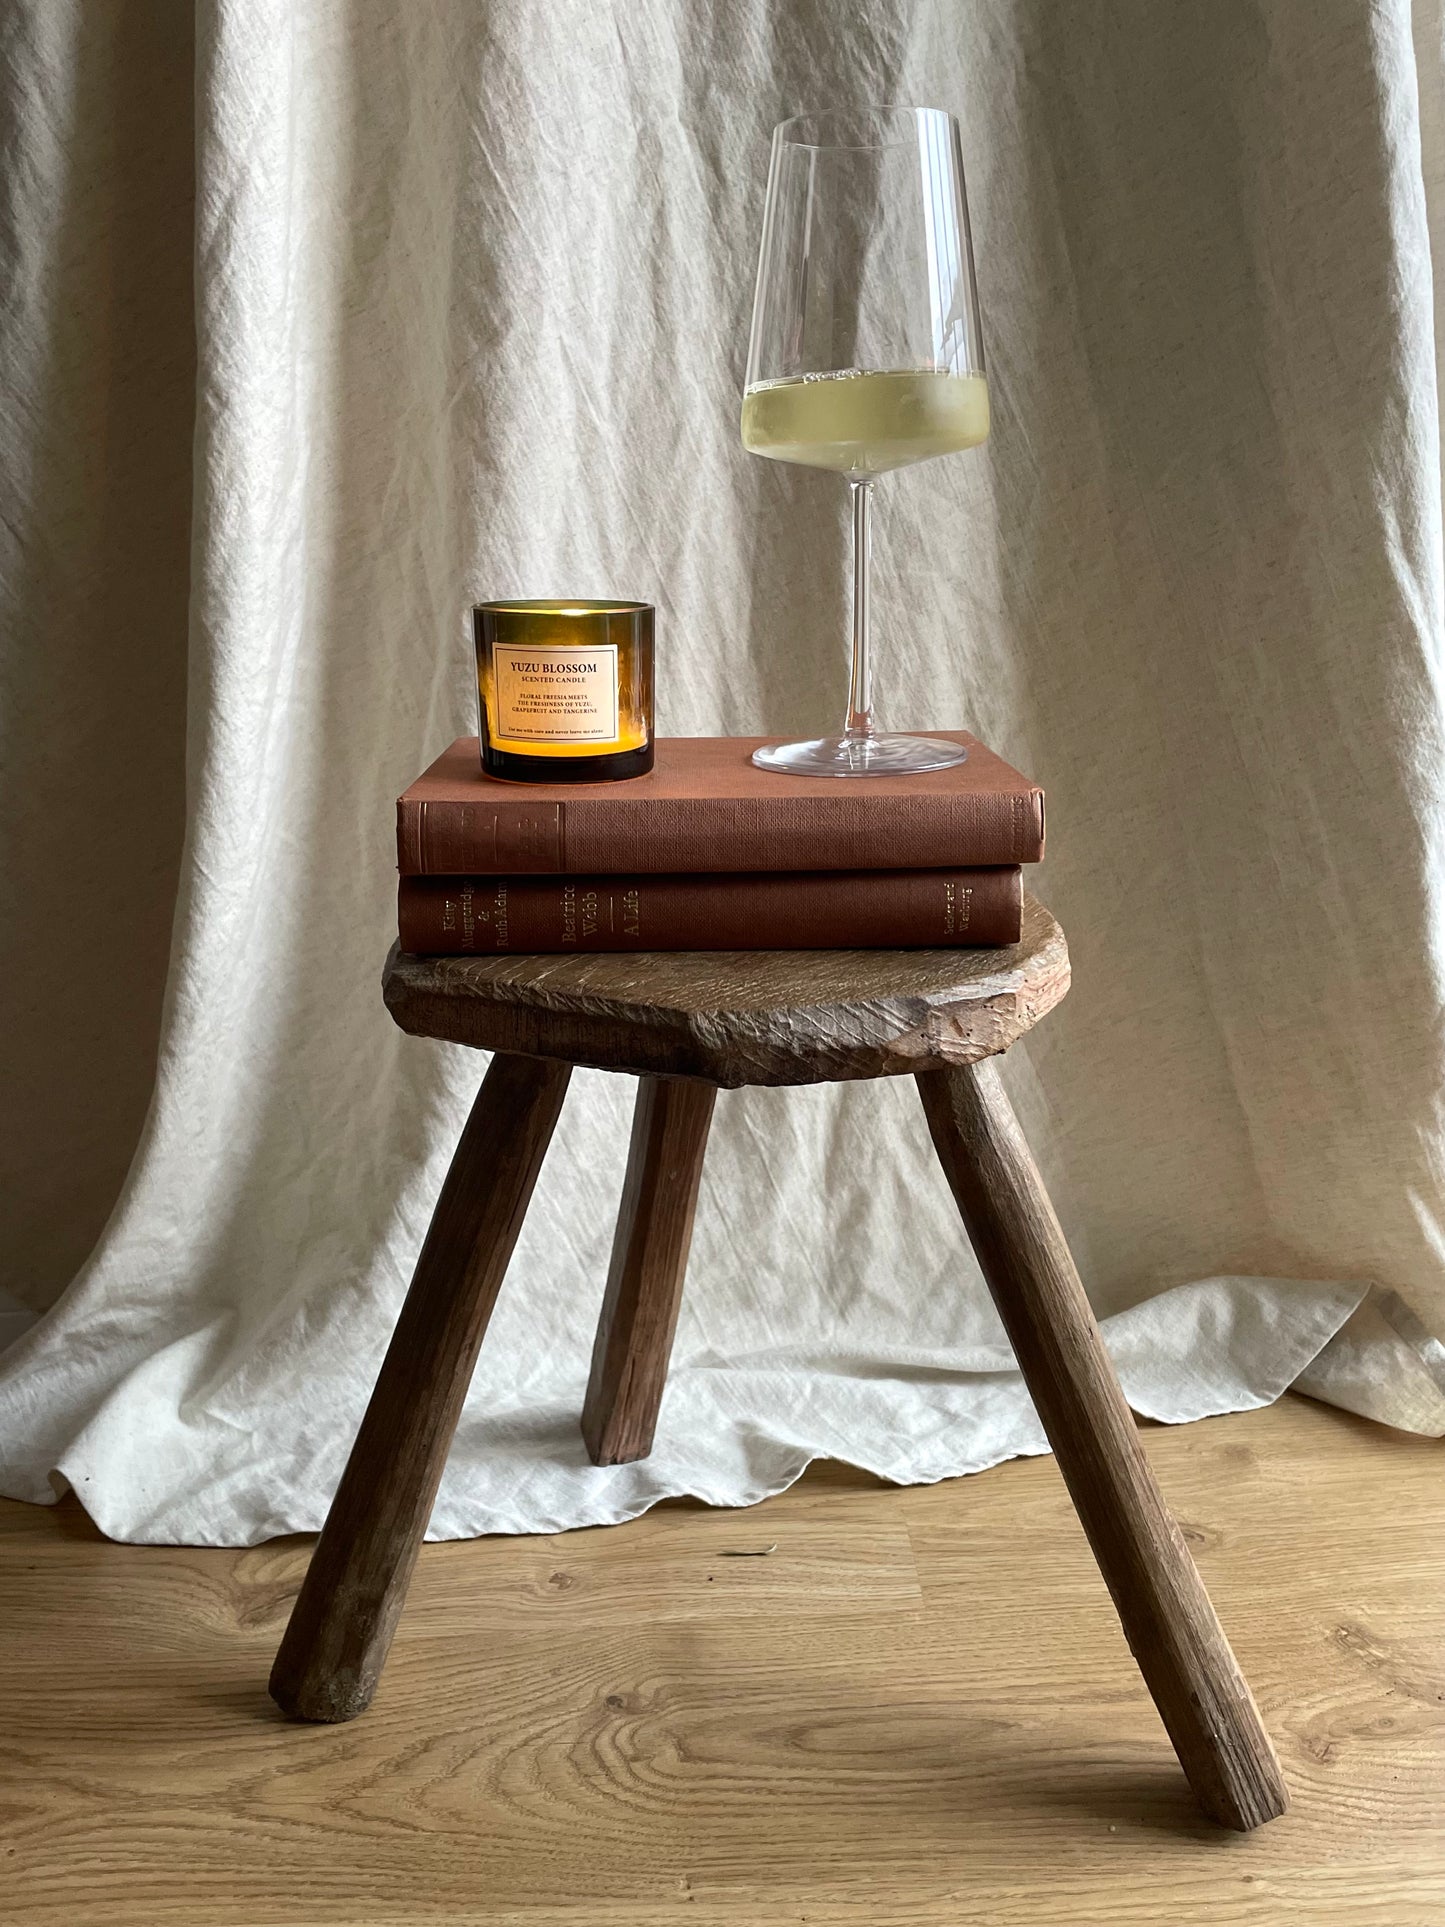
[{"left": 2, "top": 0, "right": 1442, "bottom": 1543}]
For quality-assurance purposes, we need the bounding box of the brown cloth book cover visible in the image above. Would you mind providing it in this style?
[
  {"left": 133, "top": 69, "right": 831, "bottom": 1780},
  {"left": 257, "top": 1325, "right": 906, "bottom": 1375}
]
[
  {"left": 398, "top": 867, "right": 1022, "bottom": 953},
  {"left": 396, "top": 733, "right": 1044, "bottom": 876}
]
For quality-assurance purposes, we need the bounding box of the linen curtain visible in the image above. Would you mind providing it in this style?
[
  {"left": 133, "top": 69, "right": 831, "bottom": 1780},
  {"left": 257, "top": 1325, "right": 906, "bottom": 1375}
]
[{"left": 1, "top": 0, "right": 1441, "bottom": 1543}]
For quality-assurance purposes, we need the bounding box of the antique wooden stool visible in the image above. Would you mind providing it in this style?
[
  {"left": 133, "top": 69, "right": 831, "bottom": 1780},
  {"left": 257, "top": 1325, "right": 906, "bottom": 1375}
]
[{"left": 269, "top": 896, "right": 1287, "bottom": 1831}]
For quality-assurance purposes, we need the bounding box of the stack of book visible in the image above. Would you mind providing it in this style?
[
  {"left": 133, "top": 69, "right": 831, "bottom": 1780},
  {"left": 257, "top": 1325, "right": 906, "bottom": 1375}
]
[{"left": 395, "top": 733, "right": 1044, "bottom": 954}]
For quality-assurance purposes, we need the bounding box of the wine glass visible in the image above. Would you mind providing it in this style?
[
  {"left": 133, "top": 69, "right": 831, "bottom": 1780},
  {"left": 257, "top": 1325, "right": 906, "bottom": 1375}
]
[{"left": 741, "top": 106, "right": 988, "bottom": 775}]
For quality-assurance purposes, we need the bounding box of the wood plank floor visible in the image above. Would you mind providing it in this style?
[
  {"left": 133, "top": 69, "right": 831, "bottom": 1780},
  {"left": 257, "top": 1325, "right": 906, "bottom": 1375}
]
[{"left": 2, "top": 1395, "right": 1441, "bottom": 1926}]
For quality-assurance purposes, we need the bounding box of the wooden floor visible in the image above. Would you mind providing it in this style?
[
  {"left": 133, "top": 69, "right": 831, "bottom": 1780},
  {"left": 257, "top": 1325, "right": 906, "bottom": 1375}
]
[{"left": 2, "top": 1395, "right": 1441, "bottom": 1926}]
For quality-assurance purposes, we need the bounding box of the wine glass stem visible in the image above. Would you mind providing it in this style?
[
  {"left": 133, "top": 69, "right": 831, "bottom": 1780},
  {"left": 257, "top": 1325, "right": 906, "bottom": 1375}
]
[{"left": 843, "top": 478, "right": 875, "bottom": 744}]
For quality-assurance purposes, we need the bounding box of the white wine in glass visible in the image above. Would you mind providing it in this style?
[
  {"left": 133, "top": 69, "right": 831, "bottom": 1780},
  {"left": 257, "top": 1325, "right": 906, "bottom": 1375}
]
[
  {"left": 741, "top": 369, "right": 989, "bottom": 476},
  {"left": 742, "top": 108, "right": 988, "bottom": 775}
]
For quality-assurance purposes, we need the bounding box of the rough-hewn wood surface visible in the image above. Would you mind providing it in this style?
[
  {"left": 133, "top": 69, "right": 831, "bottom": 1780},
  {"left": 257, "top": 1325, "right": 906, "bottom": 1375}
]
[
  {"left": 383, "top": 891, "right": 1069, "bottom": 1087},
  {"left": 582, "top": 1076, "right": 717, "bottom": 1465},
  {"left": 919, "top": 1060, "right": 1289, "bottom": 1831},
  {"left": 269, "top": 1053, "right": 571, "bottom": 1723},
  {"left": 3, "top": 1400, "right": 1441, "bottom": 1925}
]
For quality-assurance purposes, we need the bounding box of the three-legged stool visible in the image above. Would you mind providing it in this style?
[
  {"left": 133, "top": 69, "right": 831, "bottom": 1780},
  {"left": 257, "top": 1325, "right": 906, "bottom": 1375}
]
[{"left": 269, "top": 896, "right": 1288, "bottom": 1830}]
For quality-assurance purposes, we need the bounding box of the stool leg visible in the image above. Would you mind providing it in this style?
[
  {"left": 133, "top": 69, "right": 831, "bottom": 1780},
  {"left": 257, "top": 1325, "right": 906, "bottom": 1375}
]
[
  {"left": 269, "top": 1052, "right": 571, "bottom": 1722},
  {"left": 918, "top": 1059, "right": 1288, "bottom": 1831},
  {"left": 581, "top": 1076, "right": 716, "bottom": 1466}
]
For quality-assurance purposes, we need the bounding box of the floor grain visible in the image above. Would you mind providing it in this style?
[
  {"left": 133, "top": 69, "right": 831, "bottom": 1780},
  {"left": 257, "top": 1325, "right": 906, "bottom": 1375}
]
[{"left": 1, "top": 1396, "right": 1440, "bottom": 1925}]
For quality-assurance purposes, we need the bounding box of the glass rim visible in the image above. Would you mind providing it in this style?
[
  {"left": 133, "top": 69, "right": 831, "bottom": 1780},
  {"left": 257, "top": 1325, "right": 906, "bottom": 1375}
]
[
  {"left": 473, "top": 598, "right": 652, "bottom": 615},
  {"left": 772, "top": 105, "right": 957, "bottom": 151}
]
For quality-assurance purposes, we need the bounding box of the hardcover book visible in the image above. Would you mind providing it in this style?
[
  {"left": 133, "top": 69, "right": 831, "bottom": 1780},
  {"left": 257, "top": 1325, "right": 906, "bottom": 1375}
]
[
  {"left": 398, "top": 867, "right": 1022, "bottom": 953},
  {"left": 397, "top": 733, "right": 1044, "bottom": 876}
]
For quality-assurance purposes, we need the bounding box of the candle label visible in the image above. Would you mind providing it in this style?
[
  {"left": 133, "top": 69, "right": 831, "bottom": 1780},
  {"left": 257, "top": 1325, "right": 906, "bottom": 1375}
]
[{"left": 492, "top": 642, "right": 621, "bottom": 744}]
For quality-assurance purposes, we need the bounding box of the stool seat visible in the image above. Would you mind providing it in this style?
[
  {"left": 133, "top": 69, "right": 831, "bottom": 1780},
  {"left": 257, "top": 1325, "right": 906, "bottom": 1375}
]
[
  {"left": 384, "top": 891, "right": 1070, "bottom": 1086},
  {"left": 270, "top": 897, "right": 1289, "bottom": 1835}
]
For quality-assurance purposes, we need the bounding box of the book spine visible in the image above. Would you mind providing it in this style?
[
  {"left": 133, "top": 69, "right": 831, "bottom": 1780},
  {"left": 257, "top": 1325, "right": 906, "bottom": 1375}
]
[
  {"left": 398, "top": 868, "right": 1022, "bottom": 954},
  {"left": 397, "top": 799, "right": 564, "bottom": 875},
  {"left": 396, "top": 791, "right": 1044, "bottom": 874}
]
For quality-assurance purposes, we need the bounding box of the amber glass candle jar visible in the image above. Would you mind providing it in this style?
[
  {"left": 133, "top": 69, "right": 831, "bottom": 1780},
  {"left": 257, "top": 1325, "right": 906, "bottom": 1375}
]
[{"left": 473, "top": 600, "right": 654, "bottom": 782}]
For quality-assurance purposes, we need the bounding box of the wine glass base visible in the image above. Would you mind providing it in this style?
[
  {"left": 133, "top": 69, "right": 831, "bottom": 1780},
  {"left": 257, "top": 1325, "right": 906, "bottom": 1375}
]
[{"left": 752, "top": 733, "right": 968, "bottom": 777}]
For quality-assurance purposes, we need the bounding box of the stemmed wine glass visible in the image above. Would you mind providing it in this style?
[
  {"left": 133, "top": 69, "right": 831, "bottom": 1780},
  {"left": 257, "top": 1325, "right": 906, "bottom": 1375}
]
[{"left": 741, "top": 107, "right": 988, "bottom": 775}]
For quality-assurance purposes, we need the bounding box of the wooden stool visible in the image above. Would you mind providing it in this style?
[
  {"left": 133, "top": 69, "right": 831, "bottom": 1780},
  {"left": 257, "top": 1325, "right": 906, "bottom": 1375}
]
[{"left": 269, "top": 896, "right": 1287, "bottom": 1831}]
